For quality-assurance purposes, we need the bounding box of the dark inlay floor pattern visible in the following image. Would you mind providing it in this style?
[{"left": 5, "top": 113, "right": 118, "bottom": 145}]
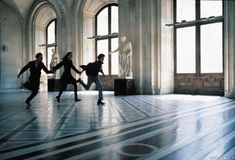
[{"left": 0, "top": 90, "right": 234, "bottom": 160}]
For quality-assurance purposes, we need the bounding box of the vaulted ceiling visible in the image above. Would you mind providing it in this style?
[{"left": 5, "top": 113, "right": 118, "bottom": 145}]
[
  {"left": 2, "top": 0, "right": 118, "bottom": 18},
  {"left": 2, "top": 0, "right": 36, "bottom": 17}
]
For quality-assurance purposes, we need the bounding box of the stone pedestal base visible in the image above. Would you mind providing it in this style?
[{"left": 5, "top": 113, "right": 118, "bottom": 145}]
[
  {"left": 114, "top": 79, "right": 135, "bottom": 95},
  {"left": 48, "top": 79, "right": 60, "bottom": 91}
]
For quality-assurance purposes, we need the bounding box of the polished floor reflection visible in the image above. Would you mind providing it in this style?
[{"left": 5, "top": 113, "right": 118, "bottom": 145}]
[{"left": 0, "top": 91, "right": 235, "bottom": 160}]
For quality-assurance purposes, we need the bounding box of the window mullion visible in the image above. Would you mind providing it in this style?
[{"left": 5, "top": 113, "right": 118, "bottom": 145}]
[
  {"left": 196, "top": 0, "right": 201, "bottom": 76},
  {"left": 55, "top": 19, "right": 57, "bottom": 55},
  {"left": 108, "top": 6, "right": 111, "bottom": 75}
]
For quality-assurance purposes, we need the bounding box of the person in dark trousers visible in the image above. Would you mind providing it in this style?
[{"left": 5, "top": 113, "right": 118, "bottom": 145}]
[
  {"left": 53, "top": 52, "right": 82, "bottom": 103},
  {"left": 17, "top": 52, "right": 53, "bottom": 107},
  {"left": 78, "top": 54, "right": 105, "bottom": 105}
]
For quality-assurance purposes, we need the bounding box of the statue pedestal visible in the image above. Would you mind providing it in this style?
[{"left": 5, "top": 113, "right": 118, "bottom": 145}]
[
  {"left": 48, "top": 79, "right": 60, "bottom": 91},
  {"left": 114, "top": 79, "right": 135, "bottom": 95}
]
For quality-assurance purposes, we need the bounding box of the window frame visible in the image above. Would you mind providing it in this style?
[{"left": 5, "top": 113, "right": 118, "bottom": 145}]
[
  {"left": 95, "top": 4, "right": 118, "bottom": 76},
  {"left": 46, "top": 19, "right": 57, "bottom": 68},
  {"left": 174, "top": 0, "right": 224, "bottom": 75}
]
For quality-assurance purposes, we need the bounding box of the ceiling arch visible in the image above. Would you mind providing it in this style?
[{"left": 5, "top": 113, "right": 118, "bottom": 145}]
[
  {"left": 83, "top": 0, "right": 117, "bottom": 16},
  {"left": 35, "top": 6, "right": 56, "bottom": 27}
]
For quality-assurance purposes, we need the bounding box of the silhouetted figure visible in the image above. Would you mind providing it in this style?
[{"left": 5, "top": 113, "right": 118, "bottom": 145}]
[
  {"left": 53, "top": 52, "right": 82, "bottom": 103},
  {"left": 78, "top": 54, "right": 105, "bottom": 105},
  {"left": 17, "top": 53, "right": 53, "bottom": 107}
]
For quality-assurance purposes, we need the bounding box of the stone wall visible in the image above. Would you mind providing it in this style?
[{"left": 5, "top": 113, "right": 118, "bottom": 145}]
[{"left": 0, "top": 2, "right": 23, "bottom": 89}]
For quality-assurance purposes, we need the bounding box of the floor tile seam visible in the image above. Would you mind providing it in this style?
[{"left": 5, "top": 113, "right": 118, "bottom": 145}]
[
  {"left": 108, "top": 101, "right": 132, "bottom": 122},
  {"left": 125, "top": 96, "right": 222, "bottom": 116},
  {"left": 39, "top": 100, "right": 235, "bottom": 145},
  {"left": 147, "top": 96, "right": 233, "bottom": 108},
  {"left": 218, "top": 145, "right": 235, "bottom": 160},
  {"left": 121, "top": 98, "right": 150, "bottom": 117},
  {"left": 0, "top": 98, "right": 233, "bottom": 153},
  {"left": 60, "top": 117, "right": 235, "bottom": 160},
  {"left": 188, "top": 130, "right": 235, "bottom": 160},
  {"left": 23, "top": 123, "right": 179, "bottom": 160},
  {"left": 2, "top": 99, "right": 235, "bottom": 148},
  {"left": 44, "top": 104, "right": 75, "bottom": 141},
  {"left": 145, "top": 100, "right": 235, "bottom": 118},
  {"left": 125, "top": 97, "right": 166, "bottom": 113},
  {"left": 0, "top": 117, "right": 180, "bottom": 158},
  {"left": 139, "top": 115, "right": 235, "bottom": 160},
  {"left": 0, "top": 117, "right": 37, "bottom": 144},
  {"left": 0, "top": 100, "right": 234, "bottom": 158}
]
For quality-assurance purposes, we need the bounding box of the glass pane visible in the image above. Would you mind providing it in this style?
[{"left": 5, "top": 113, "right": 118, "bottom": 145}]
[
  {"left": 47, "top": 47, "right": 55, "bottom": 68},
  {"left": 97, "top": 8, "right": 108, "bottom": 35},
  {"left": 176, "top": 27, "right": 196, "bottom": 73},
  {"left": 201, "top": 0, "right": 222, "bottom": 18},
  {"left": 111, "top": 6, "right": 118, "bottom": 34},
  {"left": 47, "top": 21, "right": 55, "bottom": 44},
  {"left": 111, "top": 38, "right": 119, "bottom": 75},
  {"left": 201, "top": 23, "right": 223, "bottom": 73},
  {"left": 97, "top": 40, "right": 109, "bottom": 74},
  {"left": 177, "top": 0, "right": 195, "bottom": 22}
]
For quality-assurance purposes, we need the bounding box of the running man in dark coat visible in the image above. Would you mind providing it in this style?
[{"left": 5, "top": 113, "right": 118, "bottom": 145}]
[
  {"left": 17, "top": 53, "right": 53, "bottom": 107},
  {"left": 53, "top": 52, "right": 82, "bottom": 103},
  {"left": 78, "top": 54, "right": 105, "bottom": 105}
]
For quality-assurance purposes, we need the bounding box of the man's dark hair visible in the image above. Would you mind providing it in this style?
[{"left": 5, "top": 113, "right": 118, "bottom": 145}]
[
  {"left": 98, "top": 54, "right": 105, "bottom": 59},
  {"left": 35, "top": 52, "right": 42, "bottom": 59}
]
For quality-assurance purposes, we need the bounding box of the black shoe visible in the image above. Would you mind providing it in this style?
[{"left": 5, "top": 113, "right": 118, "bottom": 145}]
[
  {"left": 97, "top": 100, "right": 105, "bottom": 105},
  {"left": 77, "top": 78, "right": 81, "bottom": 83},
  {"left": 25, "top": 100, "right": 31, "bottom": 107},
  {"left": 56, "top": 96, "right": 60, "bottom": 103},
  {"left": 75, "top": 98, "right": 81, "bottom": 102}
]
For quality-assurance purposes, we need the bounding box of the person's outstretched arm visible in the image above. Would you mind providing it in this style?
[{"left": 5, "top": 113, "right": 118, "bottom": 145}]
[
  {"left": 53, "top": 61, "right": 64, "bottom": 71},
  {"left": 17, "top": 62, "right": 31, "bottom": 78},
  {"left": 72, "top": 63, "right": 82, "bottom": 74},
  {"left": 42, "top": 63, "right": 53, "bottom": 74}
]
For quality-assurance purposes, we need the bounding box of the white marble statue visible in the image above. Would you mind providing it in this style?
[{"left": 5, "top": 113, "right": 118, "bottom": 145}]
[
  {"left": 109, "top": 36, "right": 133, "bottom": 78},
  {"left": 50, "top": 49, "right": 60, "bottom": 79}
]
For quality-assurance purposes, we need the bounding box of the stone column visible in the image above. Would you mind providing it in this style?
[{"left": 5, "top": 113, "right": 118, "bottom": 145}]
[
  {"left": 224, "top": 0, "right": 235, "bottom": 98},
  {"left": 159, "top": 0, "right": 174, "bottom": 94},
  {"left": 118, "top": 0, "right": 174, "bottom": 94}
]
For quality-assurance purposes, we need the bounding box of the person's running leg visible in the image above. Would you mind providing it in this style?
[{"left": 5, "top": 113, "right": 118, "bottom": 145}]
[
  {"left": 78, "top": 76, "right": 93, "bottom": 90},
  {"left": 25, "top": 89, "right": 38, "bottom": 106},
  {"left": 71, "top": 80, "right": 80, "bottom": 102},
  {"left": 25, "top": 81, "right": 39, "bottom": 107},
  {"left": 94, "top": 77, "right": 104, "bottom": 105},
  {"left": 56, "top": 83, "right": 67, "bottom": 103}
]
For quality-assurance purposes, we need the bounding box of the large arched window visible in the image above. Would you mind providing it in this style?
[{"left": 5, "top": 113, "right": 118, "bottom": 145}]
[
  {"left": 174, "top": 0, "right": 224, "bottom": 95},
  {"left": 46, "top": 19, "right": 57, "bottom": 68},
  {"left": 175, "top": 0, "right": 223, "bottom": 74},
  {"left": 96, "top": 4, "right": 118, "bottom": 75}
]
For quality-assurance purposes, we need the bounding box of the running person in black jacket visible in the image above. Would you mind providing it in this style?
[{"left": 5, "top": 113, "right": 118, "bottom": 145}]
[
  {"left": 78, "top": 54, "right": 105, "bottom": 105},
  {"left": 17, "top": 53, "right": 53, "bottom": 107},
  {"left": 53, "top": 52, "right": 82, "bottom": 103}
]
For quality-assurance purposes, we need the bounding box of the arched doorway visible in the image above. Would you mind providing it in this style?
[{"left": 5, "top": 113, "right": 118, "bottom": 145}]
[{"left": 32, "top": 6, "right": 57, "bottom": 90}]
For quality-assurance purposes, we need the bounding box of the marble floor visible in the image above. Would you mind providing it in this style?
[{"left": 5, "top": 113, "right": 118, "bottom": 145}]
[{"left": 0, "top": 90, "right": 235, "bottom": 160}]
